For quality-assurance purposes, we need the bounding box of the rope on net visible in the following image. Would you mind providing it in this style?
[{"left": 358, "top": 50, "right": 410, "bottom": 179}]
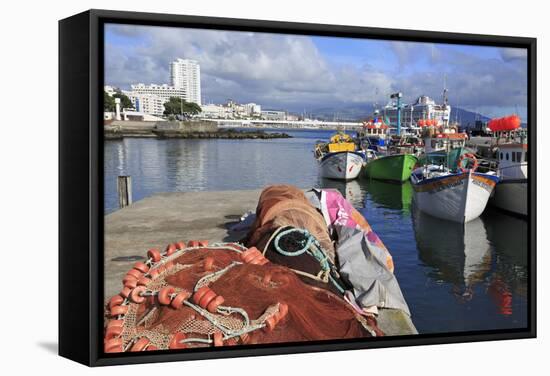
[{"left": 272, "top": 227, "right": 346, "bottom": 294}]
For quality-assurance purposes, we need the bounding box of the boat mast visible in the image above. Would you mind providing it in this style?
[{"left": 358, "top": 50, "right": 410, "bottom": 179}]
[{"left": 391, "top": 92, "right": 403, "bottom": 136}]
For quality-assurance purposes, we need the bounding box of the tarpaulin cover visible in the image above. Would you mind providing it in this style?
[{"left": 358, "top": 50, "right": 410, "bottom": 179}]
[{"left": 305, "top": 188, "right": 410, "bottom": 316}]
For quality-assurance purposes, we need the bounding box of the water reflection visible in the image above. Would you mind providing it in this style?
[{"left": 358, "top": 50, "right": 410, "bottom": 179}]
[
  {"left": 413, "top": 210, "right": 492, "bottom": 301},
  {"left": 318, "top": 178, "right": 365, "bottom": 208},
  {"left": 365, "top": 179, "right": 413, "bottom": 214}
]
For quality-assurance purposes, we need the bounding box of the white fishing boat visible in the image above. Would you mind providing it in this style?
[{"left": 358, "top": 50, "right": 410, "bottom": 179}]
[
  {"left": 314, "top": 132, "right": 366, "bottom": 180},
  {"left": 411, "top": 153, "right": 499, "bottom": 223},
  {"left": 491, "top": 143, "right": 528, "bottom": 216}
]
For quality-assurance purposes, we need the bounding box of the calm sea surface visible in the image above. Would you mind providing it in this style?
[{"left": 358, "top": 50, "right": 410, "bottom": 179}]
[{"left": 104, "top": 128, "right": 528, "bottom": 334}]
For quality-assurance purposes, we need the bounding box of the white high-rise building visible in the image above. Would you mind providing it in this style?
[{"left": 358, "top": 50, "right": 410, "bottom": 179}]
[{"left": 169, "top": 59, "right": 201, "bottom": 105}]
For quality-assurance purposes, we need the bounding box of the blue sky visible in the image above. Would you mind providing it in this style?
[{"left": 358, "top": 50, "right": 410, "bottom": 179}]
[{"left": 105, "top": 24, "right": 528, "bottom": 120}]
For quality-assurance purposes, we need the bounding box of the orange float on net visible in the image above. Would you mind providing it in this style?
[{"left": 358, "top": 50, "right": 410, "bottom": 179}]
[
  {"left": 146, "top": 345, "right": 158, "bottom": 351},
  {"left": 198, "top": 289, "right": 217, "bottom": 309},
  {"left": 133, "top": 261, "right": 149, "bottom": 274},
  {"left": 213, "top": 332, "right": 223, "bottom": 347},
  {"left": 192, "top": 286, "right": 211, "bottom": 305},
  {"left": 110, "top": 305, "right": 128, "bottom": 317},
  {"left": 122, "top": 275, "right": 138, "bottom": 288},
  {"left": 206, "top": 295, "right": 225, "bottom": 313},
  {"left": 130, "top": 337, "right": 151, "bottom": 352},
  {"left": 107, "top": 319, "right": 124, "bottom": 329},
  {"left": 120, "top": 286, "right": 133, "bottom": 299},
  {"left": 130, "top": 286, "right": 147, "bottom": 304},
  {"left": 175, "top": 241, "right": 186, "bottom": 250},
  {"left": 158, "top": 287, "right": 176, "bottom": 305},
  {"left": 170, "top": 291, "right": 191, "bottom": 309},
  {"left": 147, "top": 248, "right": 162, "bottom": 263},
  {"left": 198, "top": 240, "right": 209, "bottom": 247},
  {"left": 109, "top": 295, "right": 124, "bottom": 309},
  {"left": 165, "top": 243, "right": 177, "bottom": 256},
  {"left": 169, "top": 332, "right": 187, "bottom": 349},
  {"left": 187, "top": 240, "right": 200, "bottom": 247},
  {"left": 104, "top": 338, "right": 124, "bottom": 353},
  {"left": 126, "top": 269, "right": 143, "bottom": 280},
  {"left": 104, "top": 325, "right": 123, "bottom": 341}
]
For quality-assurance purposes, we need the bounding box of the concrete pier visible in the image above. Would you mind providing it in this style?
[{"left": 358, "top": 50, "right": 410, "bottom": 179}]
[{"left": 104, "top": 189, "right": 417, "bottom": 335}]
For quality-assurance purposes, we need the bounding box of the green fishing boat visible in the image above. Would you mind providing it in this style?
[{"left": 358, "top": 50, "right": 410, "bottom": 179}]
[{"left": 364, "top": 154, "right": 418, "bottom": 182}]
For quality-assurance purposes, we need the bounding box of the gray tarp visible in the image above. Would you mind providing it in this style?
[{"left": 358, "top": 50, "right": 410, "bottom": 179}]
[{"left": 305, "top": 189, "right": 411, "bottom": 316}]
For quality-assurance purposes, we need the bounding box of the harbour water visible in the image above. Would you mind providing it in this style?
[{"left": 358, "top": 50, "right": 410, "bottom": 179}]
[{"left": 104, "top": 128, "right": 528, "bottom": 334}]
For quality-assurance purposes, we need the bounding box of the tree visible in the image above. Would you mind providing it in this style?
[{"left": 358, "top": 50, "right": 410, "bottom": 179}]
[
  {"left": 104, "top": 91, "right": 115, "bottom": 111},
  {"left": 103, "top": 90, "right": 134, "bottom": 111},
  {"left": 113, "top": 92, "right": 134, "bottom": 110},
  {"left": 163, "top": 97, "right": 202, "bottom": 118}
]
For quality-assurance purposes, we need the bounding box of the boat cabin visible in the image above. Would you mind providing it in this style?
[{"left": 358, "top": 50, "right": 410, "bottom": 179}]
[
  {"left": 497, "top": 143, "right": 528, "bottom": 180},
  {"left": 423, "top": 132, "right": 467, "bottom": 154}
]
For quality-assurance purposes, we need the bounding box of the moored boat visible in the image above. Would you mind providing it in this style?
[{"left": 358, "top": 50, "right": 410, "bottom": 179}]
[
  {"left": 411, "top": 153, "right": 499, "bottom": 223},
  {"left": 314, "top": 132, "right": 366, "bottom": 180},
  {"left": 364, "top": 153, "right": 418, "bottom": 183},
  {"left": 491, "top": 142, "right": 528, "bottom": 216}
]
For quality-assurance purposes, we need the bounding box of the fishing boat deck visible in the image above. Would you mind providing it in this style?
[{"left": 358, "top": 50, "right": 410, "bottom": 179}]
[{"left": 105, "top": 189, "right": 418, "bottom": 336}]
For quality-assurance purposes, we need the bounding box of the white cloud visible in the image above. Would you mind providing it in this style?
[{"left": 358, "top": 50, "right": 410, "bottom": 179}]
[{"left": 104, "top": 24, "right": 527, "bottom": 116}]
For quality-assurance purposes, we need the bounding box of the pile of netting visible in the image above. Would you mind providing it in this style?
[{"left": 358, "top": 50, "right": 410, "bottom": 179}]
[
  {"left": 244, "top": 185, "right": 346, "bottom": 295},
  {"left": 104, "top": 240, "right": 372, "bottom": 353}
]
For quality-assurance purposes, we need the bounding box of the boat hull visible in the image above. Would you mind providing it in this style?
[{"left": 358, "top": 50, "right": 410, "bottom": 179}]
[
  {"left": 490, "top": 179, "right": 528, "bottom": 216},
  {"left": 319, "top": 151, "right": 364, "bottom": 180},
  {"left": 365, "top": 154, "right": 418, "bottom": 182},
  {"left": 412, "top": 170, "right": 499, "bottom": 223}
]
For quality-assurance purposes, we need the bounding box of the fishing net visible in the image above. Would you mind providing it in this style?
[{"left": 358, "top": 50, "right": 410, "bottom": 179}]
[
  {"left": 104, "top": 241, "right": 372, "bottom": 353},
  {"left": 246, "top": 185, "right": 335, "bottom": 261}
]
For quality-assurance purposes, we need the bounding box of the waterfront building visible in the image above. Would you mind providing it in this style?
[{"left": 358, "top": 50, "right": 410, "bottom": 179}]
[
  {"left": 378, "top": 95, "right": 451, "bottom": 127},
  {"left": 128, "top": 83, "right": 186, "bottom": 101},
  {"left": 261, "top": 110, "right": 287, "bottom": 121},
  {"left": 200, "top": 104, "right": 231, "bottom": 118},
  {"left": 123, "top": 92, "right": 168, "bottom": 117},
  {"left": 169, "top": 58, "right": 201, "bottom": 105}
]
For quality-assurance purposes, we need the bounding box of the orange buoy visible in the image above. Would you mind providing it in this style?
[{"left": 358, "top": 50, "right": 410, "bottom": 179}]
[
  {"left": 198, "top": 240, "right": 209, "bottom": 247},
  {"left": 104, "top": 338, "right": 124, "bottom": 353},
  {"left": 147, "top": 248, "right": 162, "bottom": 263},
  {"left": 158, "top": 286, "right": 176, "bottom": 305},
  {"left": 146, "top": 345, "right": 158, "bottom": 351},
  {"left": 109, "top": 295, "right": 124, "bottom": 309},
  {"left": 106, "top": 319, "right": 124, "bottom": 329},
  {"left": 130, "top": 337, "right": 151, "bottom": 352},
  {"left": 198, "top": 290, "right": 217, "bottom": 309},
  {"left": 206, "top": 295, "right": 225, "bottom": 313},
  {"left": 123, "top": 277, "right": 138, "bottom": 289},
  {"left": 104, "top": 325, "right": 123, "bottom": 341},
  {"left": 133, "top": 261, "right": 149, "bottom": 274},
  {"left": 110, "top": 305, "right": 128, "bottom": 317},
  {"left": 165, "top": 243, "right": 177, "bottom": 256},
  {"left": 120, "top": 287, "right": 133, "bottom": 299},
  {"left": 126, "top": 269, "right": 143, "bottom": 280},
  {"left": 130, "top": 286, "right": 147, "bottom": 304},
  {"left": 175, "top": 241, "right": 186, "bottom": 250},
  {"left": 170, "top": 291, "right": 190, "bottom": 309},
  {"left": 122, "top": 275, "right": 138, "bottom": 287},
  {"left": 192, "top": 286, "right": 210, "bottom": 305}
]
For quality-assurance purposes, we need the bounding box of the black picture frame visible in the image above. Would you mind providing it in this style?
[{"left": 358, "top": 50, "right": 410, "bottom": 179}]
[{"left": 59, "top": 9, "right": 537, "bottom": 367}]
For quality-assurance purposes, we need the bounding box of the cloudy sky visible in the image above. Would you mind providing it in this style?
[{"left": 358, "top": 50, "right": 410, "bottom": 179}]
[{"left": 105, "top": 23, "right": 528, "bottom": 119}]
